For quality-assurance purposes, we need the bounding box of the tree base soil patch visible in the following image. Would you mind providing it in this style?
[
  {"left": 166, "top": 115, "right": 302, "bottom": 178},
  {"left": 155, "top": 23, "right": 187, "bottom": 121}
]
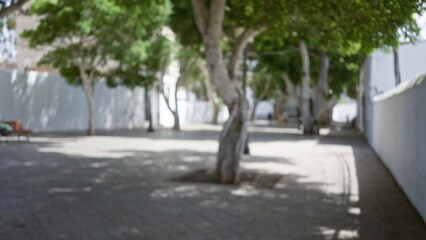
[{"left": 171, "top": 169, "right": 296, "bottom": 188}]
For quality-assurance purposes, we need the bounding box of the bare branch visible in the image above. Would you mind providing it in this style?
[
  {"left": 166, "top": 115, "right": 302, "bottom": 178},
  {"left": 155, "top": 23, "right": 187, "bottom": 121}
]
[{"left": 0, "top": 0, "right": 31, "bottom": 18}]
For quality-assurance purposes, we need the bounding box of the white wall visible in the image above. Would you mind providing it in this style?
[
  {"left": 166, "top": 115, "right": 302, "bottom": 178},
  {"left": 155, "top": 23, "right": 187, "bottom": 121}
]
[
  {"left": 370, "top": 41, "right": 426, "bottom": 94},
  {"left": 0, "top": 69, "right": 145, "bottom": 132},
  {"left": 332, "top": 102, "right": 357, "bottom": 123},
  {"left": 369, "top": 75, "right": 426, "bottom": 222},
  {"left": 360, "top": 44, "right": 426, "bottom": 222}
]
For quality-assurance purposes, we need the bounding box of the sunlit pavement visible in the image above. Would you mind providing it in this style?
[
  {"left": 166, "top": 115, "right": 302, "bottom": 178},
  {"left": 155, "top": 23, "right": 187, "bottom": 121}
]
[{"left": 0, "top": 124, "right": 425, "bottom": 240}]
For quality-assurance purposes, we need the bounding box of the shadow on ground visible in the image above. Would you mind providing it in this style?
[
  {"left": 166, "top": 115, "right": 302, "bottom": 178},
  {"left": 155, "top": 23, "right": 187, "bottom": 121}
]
[{"left": 0, "top": 125, "right": 425, "bottom": 240}]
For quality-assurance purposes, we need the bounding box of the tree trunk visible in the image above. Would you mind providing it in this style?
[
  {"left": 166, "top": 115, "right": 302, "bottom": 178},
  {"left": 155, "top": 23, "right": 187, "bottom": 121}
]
[
  {"left": 274, "top": 94, "right": 287, "bottom": 123},
  {"left": 172, "top": 79, "right": 180, "bottom": 131},
  {"left": 145, "top": 86, "right": 154, "bottom": 132},
  {"left": 393, "top": 46, "right": 401, "bottom": 86},
  {"left": 251, "top": 99, "right": 258, "bottom": 121},
  {"left": 250, "top": 77, "right": 271, "bottom": 122},
  {"left": 216, "top": 97, "right": 248, "bottom": 183},
  {"left": 313, "top": 51, "right": 330, "bottom": 133},
  {"left": 84, "top": 88, "right": 95, "bottom": 136},
  {"left": 299, "top": 40, "right": 314, "bottom": 134},
  {"left": 211, "top": 103, "right": 220, "bottom": 124},
  {"left": 320, "top": 96, "right": 337, "bottom": 124},
  {"left": 172, "top": 112, "right": 180, "bottom": 131},
  {"left": 77, "top": 63, "right": 95, "bottom": 136},
  {"left": 161, "top": 77, "right": 181, "bottom": 131},
  {"left": 190, "top": 0, "right": 262, "bottom": 183},
  {"left": 199, "top": 60, "right": 221, "bottom": 125},
  {"left": 283, "top": 73, "right": 303, "bottom": 127}
]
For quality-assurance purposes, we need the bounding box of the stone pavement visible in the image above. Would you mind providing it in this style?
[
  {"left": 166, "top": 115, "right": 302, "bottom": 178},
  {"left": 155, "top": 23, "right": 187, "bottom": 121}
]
[{"left": 0, "top": 125, "right": 425, "bottom": 240}]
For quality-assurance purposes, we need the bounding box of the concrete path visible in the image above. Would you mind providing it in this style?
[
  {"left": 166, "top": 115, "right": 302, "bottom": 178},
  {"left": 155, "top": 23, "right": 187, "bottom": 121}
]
[{"left": 0, "top": 125, "right": 425, "bottom": 240}]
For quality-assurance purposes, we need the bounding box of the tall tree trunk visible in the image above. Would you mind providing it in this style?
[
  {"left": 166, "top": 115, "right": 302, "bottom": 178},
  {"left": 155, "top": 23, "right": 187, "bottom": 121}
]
[
  {"left": 299, "top": 40, "right": 314, "bottom": 134},
  {"left": 198, "top": 60, "right": 221, "bottom": 125},
  {"left": 282, "top": 72, "right": 302, "bottom": 126},
  {"left": 320, "top": 96, "right": 337, "bottom": 124},
  {"left": 205, "top": 43, "right": 247, "bottom": 182},
  {"left": 83, "top": 88, "right": 95, "bottom": 136},
  {"left": 190, "top": 0, "right": 263, "bottom": 183},
  {"left": 313, "top": 51, "right": 330, "bottom": 134},
  {"left": 216, "top": 97, "right": 248, "bottom": 183},
  {"left": 161, "top": 77, "right": 181, "bottom": 131},
  {"left": 393, "top": 46, "right": 401, "bottom": 86},
  {"left": 77, "top": 63, "right": 95, "bottom": 136},
  {"left": 274, "top": 95, "right": 287, "bottom": 123},
  {"left": 172, "top": 77, "right": 180, "bottom": 131},
  {"left": 211, "top": 103, "right": 220, "bottom": 124}
]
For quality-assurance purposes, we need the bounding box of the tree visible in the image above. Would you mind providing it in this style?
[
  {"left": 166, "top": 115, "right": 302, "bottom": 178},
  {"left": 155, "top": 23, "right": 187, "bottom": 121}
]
[
  {"left": 168, "top": 1, "right": 223, "bottom": 125},
  {"left": 187, "top": 0, "right": 291, "bottom": 183},
  {"left": 249, "top": 66, "right": 273, "bottom": 121},
  {"left": 276, "top": 0, "right": 424, "bottom": 134},
  {"left": 22, "top": 0, "right": 171, "bottom": 135},
  {"left": 169, "top": 45, "right": 223, "bottom": 127},
  {"left": 106, "top": 33, "right": 173, "bottom": 132},
  {"left": 157, "top": 37, "right": 180, "bottom": 131}
]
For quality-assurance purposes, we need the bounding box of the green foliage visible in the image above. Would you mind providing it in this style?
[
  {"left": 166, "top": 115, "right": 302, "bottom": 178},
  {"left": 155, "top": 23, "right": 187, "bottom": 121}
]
[
  {"left": 250, "top": 64, "right": 280, "bottom": 100},
  {"left": 177, "top": 46, "right": 203, "bottom": 87},
  {"left": 249, "top": 0, "right": 425, "bottom": 100},
  {"left": 22, "top": 0, "right": 172, "bottom": 87},
  {"left": 106, "top": 35, "right": 174, "bottom": 89},
  {"left": 327, "top": 54, "right": 363, "bottom": 99},
  {"left": 277, "top": 0, "right": 425, "bottom": 53},
  {"left": 169, "top": 0, "right": 201, "bottom": 47},
  {"left": 169, "top": 0, "right": 425, "bottom": 102}
]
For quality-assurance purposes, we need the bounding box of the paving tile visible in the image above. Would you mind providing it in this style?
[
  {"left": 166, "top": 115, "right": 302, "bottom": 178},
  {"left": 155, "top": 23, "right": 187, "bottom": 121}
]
[{"left": 0, "top": 126, "right": 425, "bottom": 239}]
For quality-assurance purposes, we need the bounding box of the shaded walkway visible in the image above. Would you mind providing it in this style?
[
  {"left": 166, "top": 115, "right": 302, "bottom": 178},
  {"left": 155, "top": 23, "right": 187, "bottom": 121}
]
[{"left": 0, "top": 125, "right": 425, "bottom": 239}]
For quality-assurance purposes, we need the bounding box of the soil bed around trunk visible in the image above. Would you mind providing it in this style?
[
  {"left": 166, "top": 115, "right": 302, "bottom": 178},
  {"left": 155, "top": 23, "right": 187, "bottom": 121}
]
[{"left": 171, "top": 169, "right": 296, "bottom": 189}]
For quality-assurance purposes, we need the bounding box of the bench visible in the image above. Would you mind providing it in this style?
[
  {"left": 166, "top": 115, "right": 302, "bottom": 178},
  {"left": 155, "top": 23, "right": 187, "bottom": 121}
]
[{"left": 1, "top": 120, "right": 32, "bottom": 141}]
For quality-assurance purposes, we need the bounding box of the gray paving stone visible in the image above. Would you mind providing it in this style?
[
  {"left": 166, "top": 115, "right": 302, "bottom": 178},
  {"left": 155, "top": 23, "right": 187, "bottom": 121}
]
[{"left": 0, "top": 125, "right": 425, "bottom": 239}]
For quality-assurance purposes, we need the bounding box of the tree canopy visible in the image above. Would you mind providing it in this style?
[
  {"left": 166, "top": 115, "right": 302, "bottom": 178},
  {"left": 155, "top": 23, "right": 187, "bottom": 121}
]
[{"left": 22, "top": 0, "right": 172, "bottom": 135}]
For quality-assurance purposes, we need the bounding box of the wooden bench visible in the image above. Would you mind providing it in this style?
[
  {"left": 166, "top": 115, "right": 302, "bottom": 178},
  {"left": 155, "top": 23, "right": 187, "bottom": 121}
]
[{"left": 1, "top": 120, "right": 32, "bottom": 141}]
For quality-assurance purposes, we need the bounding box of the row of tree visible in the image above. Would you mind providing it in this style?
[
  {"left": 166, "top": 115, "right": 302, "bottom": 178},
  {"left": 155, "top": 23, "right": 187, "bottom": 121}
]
[
  {"left": 14, "top": 0, "right": 426, "bottom": 183},
  {"left": 170, "top": 0, "right": 424, "bottom": 182}
]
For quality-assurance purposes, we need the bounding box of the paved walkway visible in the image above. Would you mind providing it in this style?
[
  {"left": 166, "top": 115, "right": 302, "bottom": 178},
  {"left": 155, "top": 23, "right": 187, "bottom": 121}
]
[{"left": 0, "top": 125, "right": 425, "bottom": 240}]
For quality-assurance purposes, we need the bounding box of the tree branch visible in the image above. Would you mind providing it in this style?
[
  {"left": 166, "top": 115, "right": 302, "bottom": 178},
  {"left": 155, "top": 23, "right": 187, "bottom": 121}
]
[
  {"left": 190, "top": 0, "right": 208, "bottom": 40},
  {"left": 258, "top": 78, "right": 272, "bottom": 100},
  {"left": 159, "top": 70, "right": 176, "bottom": 114},
  {"left": 0, "top": 0, "right": 31, "bottom": 18},
  {"left": 282, "top": 72, "right": 294, "bottom": 95},
  {"left": 197, "top": 59, "right": 219, "bottom": 105},
  {"left": 207, "top": 0, "right": 227, "bottom": 43},
  {"left": 227, "top": 26, "right": 266, "bottom": 80}
]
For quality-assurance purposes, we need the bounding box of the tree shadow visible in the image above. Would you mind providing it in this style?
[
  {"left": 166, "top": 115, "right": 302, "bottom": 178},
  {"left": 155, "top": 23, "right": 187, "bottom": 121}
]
[
  {"left": 1, "top": 130, "right": 425, "bottom": 239},
  {"left": 0, "top": 141, "right": 359, "bottom": 240}
]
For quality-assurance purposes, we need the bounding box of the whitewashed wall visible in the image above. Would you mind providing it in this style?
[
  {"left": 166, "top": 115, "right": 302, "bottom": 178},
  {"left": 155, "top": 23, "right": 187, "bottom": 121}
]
[
  {"left": 370, "top": 75, "right": 426, "bottom": 222},
  {"left": 0, "top": 69, "right": 145, "bottom": 132},
  {"left": 370, "top": 41, "right": 426, "bottom": 94},
  {"left": 359, "top": 42, "right": 426, "bottom": 222}
]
